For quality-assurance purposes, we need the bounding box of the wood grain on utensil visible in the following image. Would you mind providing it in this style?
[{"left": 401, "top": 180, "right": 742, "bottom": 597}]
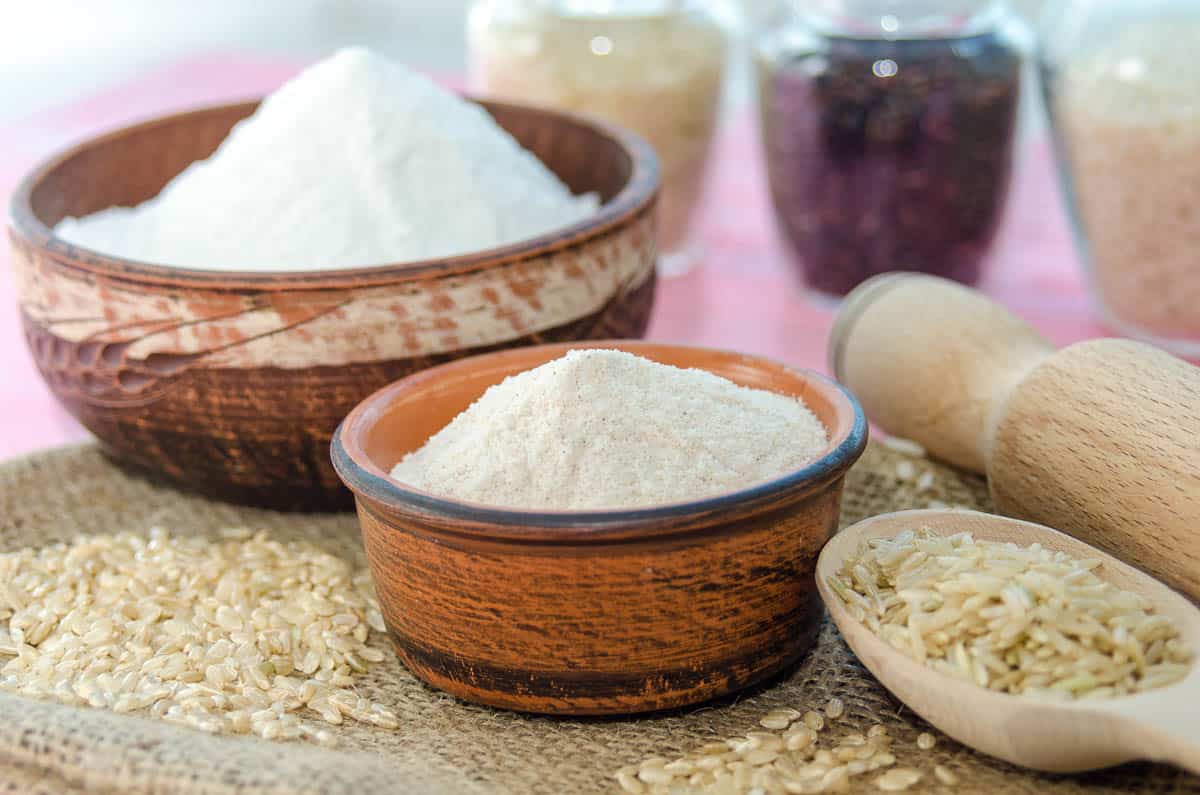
[{"left": 831, "top": 273, "right": 1200, "bottom": 602}]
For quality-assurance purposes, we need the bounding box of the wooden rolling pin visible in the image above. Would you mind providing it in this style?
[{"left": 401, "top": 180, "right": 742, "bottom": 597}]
[{"left": 830, "top": 273, "right": 1200, "bottom": 601}]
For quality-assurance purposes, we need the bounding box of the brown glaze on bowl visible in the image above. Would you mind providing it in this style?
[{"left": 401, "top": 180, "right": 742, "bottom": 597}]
[
  {"left": 8, "top": 100, "right": 659, "bottom": 509},
  {"left": 332, "top": 341, "right": 868, "bottom": 715}
]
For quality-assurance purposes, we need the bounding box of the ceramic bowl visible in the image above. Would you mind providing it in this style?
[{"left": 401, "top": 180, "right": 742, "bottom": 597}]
[
  {"left": 8, "top": 99, "right": 659, "bottom": 509},
  {"left": 332, "top": 341, "right": 868, "bottom": 715}
]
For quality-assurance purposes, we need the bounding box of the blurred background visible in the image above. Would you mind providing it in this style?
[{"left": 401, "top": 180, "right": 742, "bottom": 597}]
[
  {"left": 0, "top": 0, "right": 1048, "bottom": 122},
  {"left": 5, "top": 0, "right": 1197, "bottom": 457}
]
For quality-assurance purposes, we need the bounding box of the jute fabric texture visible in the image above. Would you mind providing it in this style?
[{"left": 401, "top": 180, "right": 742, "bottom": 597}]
[{"left": 0, "top": 443, "right": 1195, "bottom": 794}]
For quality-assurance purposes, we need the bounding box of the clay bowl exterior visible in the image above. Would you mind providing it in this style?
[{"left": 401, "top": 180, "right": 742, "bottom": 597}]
[
  {"left": 332, "top": 341, "right": 868, "bottom": 715},
  {"left": 8, "top": 100, "right": 659, "bottom": 510}
]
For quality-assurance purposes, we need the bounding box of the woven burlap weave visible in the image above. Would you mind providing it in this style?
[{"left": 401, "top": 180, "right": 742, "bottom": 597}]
[{"left": 0, "top": 442, "right": 1196, "bottom": 795}]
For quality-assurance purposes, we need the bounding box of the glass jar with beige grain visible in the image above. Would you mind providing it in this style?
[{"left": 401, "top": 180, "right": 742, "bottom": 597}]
[
  {"left": 468, "top": 0, "right": 729, "bottom": 275},
  {"left": 1041, "top": 0, "right": 1200, "bottom": 355}
]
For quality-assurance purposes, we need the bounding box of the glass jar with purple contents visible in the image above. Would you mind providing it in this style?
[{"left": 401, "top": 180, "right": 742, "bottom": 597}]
[{"left": 756, "top": 0, "right": 1026, "bottom": 299}]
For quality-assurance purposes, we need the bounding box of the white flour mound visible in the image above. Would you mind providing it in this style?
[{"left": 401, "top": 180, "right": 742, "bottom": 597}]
[
  {"left": 55, "top": 47, "right": 598, "bottom": 270},
  {"left": 390, "top": 349, "right": 829, "bottom": 510}
]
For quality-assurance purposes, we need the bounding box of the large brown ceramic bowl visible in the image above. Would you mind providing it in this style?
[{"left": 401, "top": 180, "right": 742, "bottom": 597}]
[
  {"left": 332, "top": 341, "right": 868, "bottom": 715},
  {"left": 8, "top": 99, "right": 658, "bottom": 509}
]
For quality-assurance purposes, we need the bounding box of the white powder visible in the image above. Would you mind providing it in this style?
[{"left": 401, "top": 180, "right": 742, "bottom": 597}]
[
  {"left": 55, "top": 47, "right": 599, "bottom": 270},
  {"left": 390, "top": 350, "right": 829, "bottom": 510}
]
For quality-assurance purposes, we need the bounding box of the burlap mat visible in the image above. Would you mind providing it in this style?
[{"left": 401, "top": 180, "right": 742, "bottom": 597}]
[{"left": 0, "top": 442, "right": 1196, "bottom": 795}]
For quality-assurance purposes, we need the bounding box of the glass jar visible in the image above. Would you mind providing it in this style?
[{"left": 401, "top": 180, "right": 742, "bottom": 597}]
[
  {"left": 756, "top": 0, "right": 1026, "bottom": 300},
  {"left": 1040, "top": 1, "right": 1200, "bottom": 356},
  {"left": 468, "top": 0, "right": 728, "bottom": 275}
]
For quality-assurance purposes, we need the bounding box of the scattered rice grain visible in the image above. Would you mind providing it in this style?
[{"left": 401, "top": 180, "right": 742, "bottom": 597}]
[
  {"left": 880, "top": 437, "right": 927, "bottom": 458},
  {"left": 0, "top": 528, "right": 394, "bottom": 744},
  {"left": 875, "top": 767, "right": 923, "bottom": 791},
  {"left": 616, "top": 768, "right": 644, "bottom": 793},
  {"left": 618, "top": 703, "right": 942, "bottom": 794},
  {"left": 934, "top": 764, "right": 960, "bottom": 785},
  {"left": 870, "top": 752, "right": 896, "bottom": 769},
  {"left": 761, "top": 707, "right": 799, "bottom": 730}
]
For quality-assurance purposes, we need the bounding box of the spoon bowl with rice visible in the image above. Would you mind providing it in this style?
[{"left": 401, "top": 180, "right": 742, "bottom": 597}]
[{"left": 818, "top": 509, "right": 1200, "bottom": 774}]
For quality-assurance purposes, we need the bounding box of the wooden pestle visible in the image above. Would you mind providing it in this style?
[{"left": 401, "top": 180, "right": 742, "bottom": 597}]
[{"left": 830, "top": 272, "right": 1200, "bottom": 601}]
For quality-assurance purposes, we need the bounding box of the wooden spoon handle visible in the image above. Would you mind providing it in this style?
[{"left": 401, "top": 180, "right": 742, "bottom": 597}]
[{"left": 1122, "top": 697, "right": 1200, "bottom": 775}]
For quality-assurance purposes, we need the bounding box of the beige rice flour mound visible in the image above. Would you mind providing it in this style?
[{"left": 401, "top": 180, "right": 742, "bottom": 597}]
[{"left": 390, "top": 349, "right": 829, "bottom": 510}]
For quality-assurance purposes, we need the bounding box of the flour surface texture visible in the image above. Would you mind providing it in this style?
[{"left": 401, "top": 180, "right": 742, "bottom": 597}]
[
  {"left": 55, "top": 48, "right": 598, "bottom": 270},
  {"left": 390, "top": 350, "right": 829, "bottom": 510}
]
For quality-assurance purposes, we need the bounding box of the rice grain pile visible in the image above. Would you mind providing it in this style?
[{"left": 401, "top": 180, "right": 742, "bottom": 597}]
[
  {"left": 828, "top": 528, "right": 1193, "bottom": 700},
  {"left": 616, "top": 698, "right": 947, "bottom": 793},
  {"left": 392, "top": 349, "right": 829, "bottom": 510},
  {"left": 0, "top": 527, "right": 397, "bottom": 745}
]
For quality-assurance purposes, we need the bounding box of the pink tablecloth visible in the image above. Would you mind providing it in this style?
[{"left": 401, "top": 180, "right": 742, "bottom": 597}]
[{"left": 0, "top": 54, "right": 1103, "bottom": 460}]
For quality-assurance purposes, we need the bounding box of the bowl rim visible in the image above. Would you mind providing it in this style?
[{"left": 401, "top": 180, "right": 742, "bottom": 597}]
[
  {"left": 331, "top": 341, "right": 869, "bottom": 541},
  {"left": 7, "top": 96, "right": 660, "bottom": 291}
]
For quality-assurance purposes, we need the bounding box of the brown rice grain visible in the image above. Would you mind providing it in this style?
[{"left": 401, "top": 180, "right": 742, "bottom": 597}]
[
  {"left": 875, "top": 767, "right": 924, "bottom": 791},
  {"left": 0, "top": 528, "right": 393, "bottom": 745},
  {"left": 616, "top": 768, "right": 644, "bottom": 793},
  {"left": 934, "top": 764, "right": 960, "bottom": 785},
  {"left": 880, "top": 437, "right": 927, "bottom": 457},
  {"left": 829, "top": 527, "right": 1192, "bottom": 700}
]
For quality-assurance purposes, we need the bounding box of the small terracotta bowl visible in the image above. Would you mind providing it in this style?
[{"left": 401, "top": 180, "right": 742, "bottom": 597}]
[
  {"left": 8, "top": 99, "right": 659, "bottom": 510},
  {"left": 332, "top": 341, "right": 867, "bottom": 715}
]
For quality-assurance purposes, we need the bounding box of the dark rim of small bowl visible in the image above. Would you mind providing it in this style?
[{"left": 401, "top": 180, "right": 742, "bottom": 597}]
[
  {"left": 7, "top": 96, "right": 660, "bottom": 291},
  {"left": 331, "top": 347, "right": 869, "bottom": 542}
]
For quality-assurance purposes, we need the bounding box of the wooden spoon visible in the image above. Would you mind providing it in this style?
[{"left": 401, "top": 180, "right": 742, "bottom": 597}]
[{"left": 816, "top": 509, "right": 1200, "bottom": 774}]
